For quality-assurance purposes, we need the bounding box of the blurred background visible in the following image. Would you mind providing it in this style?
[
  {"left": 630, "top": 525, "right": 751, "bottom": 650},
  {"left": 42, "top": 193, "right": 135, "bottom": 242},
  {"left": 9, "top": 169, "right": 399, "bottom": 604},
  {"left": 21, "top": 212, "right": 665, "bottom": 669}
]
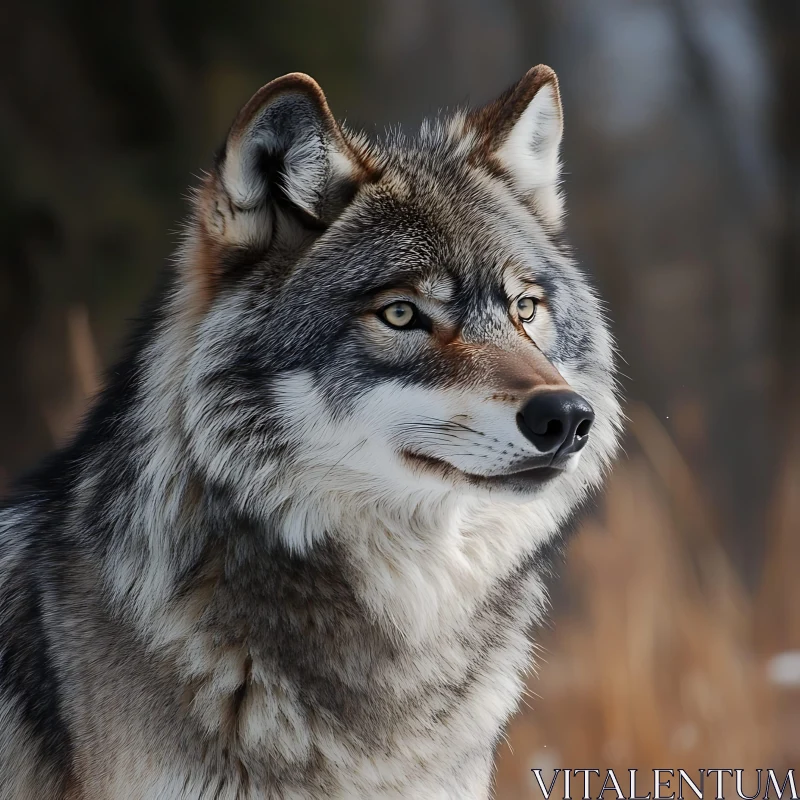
[{"left": 1, "top": 0, "right": 798, "bottom": 795}]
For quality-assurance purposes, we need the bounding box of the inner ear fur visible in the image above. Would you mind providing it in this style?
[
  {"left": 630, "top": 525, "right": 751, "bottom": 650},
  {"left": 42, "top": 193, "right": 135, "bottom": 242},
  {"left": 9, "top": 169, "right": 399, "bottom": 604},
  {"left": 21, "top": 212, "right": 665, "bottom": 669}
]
[
  {"left": 468, "top": 65, "right": 562, "bottom": 152},
  {"left": 199, "top": 73, "right": 376, "bottom": 250},
  {"left": 467, "top": 65, "right": 565, "bottom": 226}
]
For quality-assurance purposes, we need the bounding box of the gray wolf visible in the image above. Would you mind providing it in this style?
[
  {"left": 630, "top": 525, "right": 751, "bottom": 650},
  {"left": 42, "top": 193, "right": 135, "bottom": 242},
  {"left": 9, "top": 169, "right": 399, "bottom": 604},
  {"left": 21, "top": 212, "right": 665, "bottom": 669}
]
[{"left": 0, "top": 66, "right": 621, "bottom": 799}]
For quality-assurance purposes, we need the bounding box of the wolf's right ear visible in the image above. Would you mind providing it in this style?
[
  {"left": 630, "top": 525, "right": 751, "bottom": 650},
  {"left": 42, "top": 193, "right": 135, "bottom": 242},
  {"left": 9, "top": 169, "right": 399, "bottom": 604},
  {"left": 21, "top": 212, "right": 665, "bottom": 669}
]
[{"left": 202, "top": 73, "right": 374, "bottom": 248}]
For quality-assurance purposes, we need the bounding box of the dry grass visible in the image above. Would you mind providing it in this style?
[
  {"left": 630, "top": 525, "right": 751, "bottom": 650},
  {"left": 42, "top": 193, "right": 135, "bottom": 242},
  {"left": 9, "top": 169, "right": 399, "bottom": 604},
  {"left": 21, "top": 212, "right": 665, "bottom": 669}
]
[
  {"left": 495, "top": 407, "right": 800, "bottom": 798},
  {"left": 41, "top": 304, "right": 101, "bottom": 446}
]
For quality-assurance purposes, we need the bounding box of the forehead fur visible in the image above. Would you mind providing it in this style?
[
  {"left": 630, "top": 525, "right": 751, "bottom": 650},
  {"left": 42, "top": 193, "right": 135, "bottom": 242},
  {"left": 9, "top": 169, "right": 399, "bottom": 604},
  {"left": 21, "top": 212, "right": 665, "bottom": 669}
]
[{"left": 306, "top": 118, "right": 561, "bottom": 292}]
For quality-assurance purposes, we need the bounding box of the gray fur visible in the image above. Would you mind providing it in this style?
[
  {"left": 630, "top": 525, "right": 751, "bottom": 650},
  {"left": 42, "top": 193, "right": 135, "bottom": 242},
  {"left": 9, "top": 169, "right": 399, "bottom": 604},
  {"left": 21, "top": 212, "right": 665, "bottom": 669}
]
[{"left": 0, "top": 69, "right": 621, "bottom": 799}]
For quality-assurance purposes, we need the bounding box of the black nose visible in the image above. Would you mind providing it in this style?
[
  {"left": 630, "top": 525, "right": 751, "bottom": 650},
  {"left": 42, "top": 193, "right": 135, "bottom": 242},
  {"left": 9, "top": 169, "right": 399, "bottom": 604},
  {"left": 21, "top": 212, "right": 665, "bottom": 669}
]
[{"left": 517, "top": 390, "right": 595, "bottom": 456}]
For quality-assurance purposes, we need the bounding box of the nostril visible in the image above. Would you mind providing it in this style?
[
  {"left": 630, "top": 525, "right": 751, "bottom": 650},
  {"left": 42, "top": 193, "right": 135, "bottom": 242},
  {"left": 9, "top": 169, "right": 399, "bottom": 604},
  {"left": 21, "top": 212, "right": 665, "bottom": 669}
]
[
  {"left": 516, "top": 407, "right": 568, "bottom": 454},
  {"left": 576, "top": 418, "right": 592, "bottom": 438},
  {"left": 543, "top": 419, "right": 564, "bottom": 439}
]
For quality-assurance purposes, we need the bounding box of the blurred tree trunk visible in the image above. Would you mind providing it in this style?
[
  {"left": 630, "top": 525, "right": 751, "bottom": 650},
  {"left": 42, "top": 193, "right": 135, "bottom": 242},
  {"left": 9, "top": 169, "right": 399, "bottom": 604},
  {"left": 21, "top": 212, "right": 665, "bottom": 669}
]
[
  {"left": 542, "top": 0, "right": 775, "bottom": 577},
  {"left": 760, "top": 1, "right": 800, "bottom": 412},
  {"left": 365, "top": 0, "right": 534, "bottom": 127}
]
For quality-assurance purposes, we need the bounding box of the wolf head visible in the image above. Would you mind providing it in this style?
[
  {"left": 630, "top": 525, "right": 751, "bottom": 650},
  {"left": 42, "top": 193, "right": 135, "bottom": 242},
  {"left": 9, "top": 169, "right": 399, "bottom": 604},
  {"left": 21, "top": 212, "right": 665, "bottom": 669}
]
[{"left": 161, "top": 68, "right": 621, "bottom": 551}]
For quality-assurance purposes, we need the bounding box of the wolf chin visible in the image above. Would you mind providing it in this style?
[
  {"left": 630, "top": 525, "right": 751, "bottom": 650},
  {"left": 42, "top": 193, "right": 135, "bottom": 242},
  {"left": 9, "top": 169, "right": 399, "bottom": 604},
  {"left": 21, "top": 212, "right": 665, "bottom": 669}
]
[{"left": 0, "top": 66, "right": 621, "bottom": 799}]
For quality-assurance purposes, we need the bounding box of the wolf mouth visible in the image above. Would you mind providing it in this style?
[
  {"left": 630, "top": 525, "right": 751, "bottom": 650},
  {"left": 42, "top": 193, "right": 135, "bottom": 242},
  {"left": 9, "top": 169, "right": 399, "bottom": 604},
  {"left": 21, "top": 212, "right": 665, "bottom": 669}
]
[{"left": 401, "top": 450, "right": 561, "bottom": 490}]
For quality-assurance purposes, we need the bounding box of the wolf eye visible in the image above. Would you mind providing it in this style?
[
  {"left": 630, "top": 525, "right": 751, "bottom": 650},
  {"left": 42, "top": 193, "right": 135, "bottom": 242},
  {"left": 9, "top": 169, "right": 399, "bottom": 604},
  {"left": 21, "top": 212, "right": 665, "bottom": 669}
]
[
  {"left": 380, "top": 301, "right": 417, "bottom": 329},
  {"left": 516, "top": 296, "right": 539, "bottom": 322}
]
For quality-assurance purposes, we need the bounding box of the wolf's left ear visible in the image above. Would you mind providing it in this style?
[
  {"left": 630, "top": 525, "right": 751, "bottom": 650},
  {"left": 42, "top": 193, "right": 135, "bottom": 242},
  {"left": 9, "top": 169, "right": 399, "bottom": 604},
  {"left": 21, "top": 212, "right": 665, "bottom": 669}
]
[
  {"left": 203, "top": 73, "right": 373, "bottom": 248},
  {"left": 468, "top": 65, "right": 564, "bottom": 226}
]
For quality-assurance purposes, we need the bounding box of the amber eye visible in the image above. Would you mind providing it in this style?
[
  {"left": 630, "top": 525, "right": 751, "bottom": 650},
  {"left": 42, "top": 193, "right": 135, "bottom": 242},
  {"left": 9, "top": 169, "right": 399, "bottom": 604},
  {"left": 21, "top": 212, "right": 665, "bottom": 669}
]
[
  {"left": 380, "top": 301, "right": 417, "bottom": 329},
  {"left": 516, "top": 296, "right": 539, "bottom": 322}
]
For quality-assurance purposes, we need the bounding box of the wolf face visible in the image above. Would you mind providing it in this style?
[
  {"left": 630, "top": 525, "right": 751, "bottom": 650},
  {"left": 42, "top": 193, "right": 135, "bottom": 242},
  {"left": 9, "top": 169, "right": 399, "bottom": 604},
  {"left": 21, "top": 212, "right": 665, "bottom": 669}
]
[{"left": 170, "top": 68, "right": 620, "bottom": 554}]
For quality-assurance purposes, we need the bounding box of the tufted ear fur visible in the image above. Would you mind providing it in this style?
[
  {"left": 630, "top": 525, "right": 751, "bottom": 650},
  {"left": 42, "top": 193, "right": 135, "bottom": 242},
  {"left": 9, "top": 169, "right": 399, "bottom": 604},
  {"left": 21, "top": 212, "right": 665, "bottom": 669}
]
[
  {"left": 468, "top": 65, "right": 565, "bottom": 226},
  {"left": 201, "top": 73, "right": 375, "bottom": 250}
]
